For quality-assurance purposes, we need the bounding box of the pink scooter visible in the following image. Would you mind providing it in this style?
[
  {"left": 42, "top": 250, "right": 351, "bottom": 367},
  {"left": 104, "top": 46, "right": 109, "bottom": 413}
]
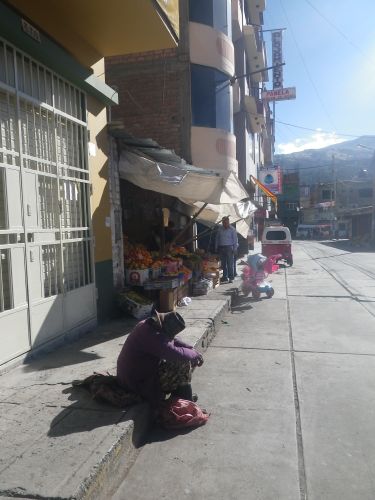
[{"left": 240, "top": 254, "right": 281, "bottom": 299}]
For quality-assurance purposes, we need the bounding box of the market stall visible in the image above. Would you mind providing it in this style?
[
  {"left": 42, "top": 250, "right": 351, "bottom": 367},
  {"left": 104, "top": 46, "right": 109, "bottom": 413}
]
[
  {"left": 113, "top": 133, "right": 256, "bottom": 316},
  {"left": 119, "top": 239, "right": 221, "bottom": 315}
]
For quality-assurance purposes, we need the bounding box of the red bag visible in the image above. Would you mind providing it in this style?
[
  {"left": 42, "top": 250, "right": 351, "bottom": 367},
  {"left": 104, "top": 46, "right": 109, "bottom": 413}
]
[{"left": 158, "top": 398, "right": 210, "bottom": 430}]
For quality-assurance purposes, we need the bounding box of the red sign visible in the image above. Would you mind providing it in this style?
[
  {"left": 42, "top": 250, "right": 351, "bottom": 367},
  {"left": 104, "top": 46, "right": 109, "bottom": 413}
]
[{"left": 262, "top": 87, "right": 296, "bottom": 101}]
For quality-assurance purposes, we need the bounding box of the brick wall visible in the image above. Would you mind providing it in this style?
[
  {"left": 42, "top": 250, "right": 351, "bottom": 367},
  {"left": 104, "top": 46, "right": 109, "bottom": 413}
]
[{"left": 106, "top": 49, "right": 190, "bottom": 157}]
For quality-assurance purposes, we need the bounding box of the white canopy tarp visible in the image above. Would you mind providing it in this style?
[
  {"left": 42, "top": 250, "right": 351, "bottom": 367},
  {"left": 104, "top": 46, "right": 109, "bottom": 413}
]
[
  {"left": 119, "top": 150, "right": 249, "bottom": 205},
  {"left": 118, "top": 150, "right": 257, "bottom": 237},
  {"left": 190, "top": 200, "right": 257, "bottom": 238}
]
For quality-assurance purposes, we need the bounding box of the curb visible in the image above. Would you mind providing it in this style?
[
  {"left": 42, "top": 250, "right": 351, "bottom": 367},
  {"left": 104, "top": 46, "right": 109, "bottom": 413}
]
[
  {"left": 76, "top": 404, "right": 150, "bottom": 500},
  {"left": 74, "top": 296, "right": 231, "bottom": 500}
]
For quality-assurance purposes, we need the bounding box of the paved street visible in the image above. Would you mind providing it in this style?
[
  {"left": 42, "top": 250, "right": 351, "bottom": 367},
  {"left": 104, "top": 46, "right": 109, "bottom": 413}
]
[{"left": 112, "top": 241, "right": 375, "bottom": 500}]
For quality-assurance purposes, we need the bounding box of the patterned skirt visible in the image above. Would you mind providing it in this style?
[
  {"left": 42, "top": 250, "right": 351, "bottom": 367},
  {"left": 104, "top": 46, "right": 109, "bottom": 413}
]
[{"left": 158, "top": 360, "right": 192, "bottom": 393}]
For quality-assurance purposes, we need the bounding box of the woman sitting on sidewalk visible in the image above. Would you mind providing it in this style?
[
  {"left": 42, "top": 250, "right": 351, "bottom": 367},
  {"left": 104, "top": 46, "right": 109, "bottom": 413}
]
[{"left": 116, "top": 311, "right": 204, "bottom": 411}]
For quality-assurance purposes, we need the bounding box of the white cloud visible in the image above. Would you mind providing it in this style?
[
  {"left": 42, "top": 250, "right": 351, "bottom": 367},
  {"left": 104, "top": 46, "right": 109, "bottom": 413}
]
[{"left": 276, "top": 131, "right": 346, "bottom": 155}]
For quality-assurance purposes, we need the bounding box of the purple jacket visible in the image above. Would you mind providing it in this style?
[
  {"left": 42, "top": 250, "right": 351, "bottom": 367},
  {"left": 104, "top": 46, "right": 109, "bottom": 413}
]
[{"left": 116, "top": 319, "right": 200, "bottom": 407}]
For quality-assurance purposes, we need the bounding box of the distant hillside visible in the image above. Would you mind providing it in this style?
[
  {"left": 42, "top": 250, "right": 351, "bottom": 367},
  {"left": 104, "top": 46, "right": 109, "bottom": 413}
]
[{"left": 275, "top": 136, "right": 375, "bottom": 185}]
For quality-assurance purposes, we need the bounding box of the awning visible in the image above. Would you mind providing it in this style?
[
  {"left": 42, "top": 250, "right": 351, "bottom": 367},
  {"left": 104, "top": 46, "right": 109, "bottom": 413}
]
[
  {"left": 250, "top": 175, "right": 277, "bottom": 206},
  {"left": 189, "top": 200, "right": 256, "bottom": 238},
  {"left": 119, "top": 150, "right": 249, "bottom": 205},
  {"left": 115, "top": 132, "right": 257, "bottom": 236}
]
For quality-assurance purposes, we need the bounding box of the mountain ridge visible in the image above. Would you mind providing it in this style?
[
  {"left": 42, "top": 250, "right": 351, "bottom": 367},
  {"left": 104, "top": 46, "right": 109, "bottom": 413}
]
[{"left": 274, "top": 135, "right": 375, "bottom": 184}]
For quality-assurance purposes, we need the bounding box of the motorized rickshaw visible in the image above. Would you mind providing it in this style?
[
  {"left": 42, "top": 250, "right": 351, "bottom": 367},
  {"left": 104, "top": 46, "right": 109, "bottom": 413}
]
[{"left": 261, "top": 225, "right": 293, "bottom": 266}]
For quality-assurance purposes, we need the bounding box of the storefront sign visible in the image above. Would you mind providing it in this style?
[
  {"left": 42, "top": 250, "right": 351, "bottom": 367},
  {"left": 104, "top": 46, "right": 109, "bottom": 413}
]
[
  {"left": 262, "top": 87, "right": 296, "bottom": 101},
  {"left": 259, "top": 167, "right": 282, "bottom": 195},
  {"left": 272, "top": 31, "right": 283, "bottom": 89}
]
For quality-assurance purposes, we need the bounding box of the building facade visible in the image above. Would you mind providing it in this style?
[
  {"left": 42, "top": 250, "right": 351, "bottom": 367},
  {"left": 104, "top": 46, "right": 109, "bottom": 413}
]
[
  {"left": 106, "top": 0, "right": 270, "bottom": 184},
  {"left": 0, "top": 0, "right": 178, "bottom": 366}
]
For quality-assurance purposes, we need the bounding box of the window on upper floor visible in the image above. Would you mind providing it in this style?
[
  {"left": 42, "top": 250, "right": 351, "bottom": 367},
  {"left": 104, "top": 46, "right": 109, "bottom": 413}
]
[
  {"left": 191, "top": 64, "right": 233, "bottom": 133},
  {"left": 358, "top": 188, "right": 373, "bottom": 198},
  {"left": 322, "top": 189, "right": 332, "bottom": 200},
  {"left": 189, "top": 0, "right": 231, "bottom": 38}
]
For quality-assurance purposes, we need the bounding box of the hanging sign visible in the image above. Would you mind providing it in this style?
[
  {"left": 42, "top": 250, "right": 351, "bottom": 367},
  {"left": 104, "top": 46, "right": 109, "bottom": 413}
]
[
  {"left": 272, "top": 31, "right": 283, "bottom": 89},
  {"left": 259, "top": 167, "right": 283, "bottom": 195},
  {"left": 262, "top": 87, "right": 296, "bottom": 101}
]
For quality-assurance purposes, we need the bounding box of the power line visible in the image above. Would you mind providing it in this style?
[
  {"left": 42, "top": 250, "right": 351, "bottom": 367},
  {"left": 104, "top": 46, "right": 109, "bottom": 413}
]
[
  {"left": 279, "top": 0, "right": 337, "bottom": 131},
  {"left": 279, "top": 164, "right": 349, "bottom": 171},
  {"left": 275, "top": 119, "right": 371, "bottom": 138},
  {"left": 277, "top": 163, "right": 373, "bottom": 171},
  {"left": 303, "top": 0, "right": 371, "bottom": 61},
  {"left": 244, "top": 107, "right": 373, "bottom": 139}
]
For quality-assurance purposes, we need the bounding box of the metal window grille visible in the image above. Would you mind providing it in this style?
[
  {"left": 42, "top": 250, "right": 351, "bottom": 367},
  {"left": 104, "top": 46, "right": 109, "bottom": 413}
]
[
  {"left": 0, "top": 90, "right": 18, "bottom": 167},
  {"left": 0, "top": 168, "right": 6, "bottom": 229},
  {"left": 63, "top": 238, "right": 92, "bottom": 292},
  {"left": 42, "top": 244, "right": 62, "bottom": 297},
  {"left": 38, "top": 175, "right": 59, "bottom": 229},
  {"left": 0, "top": 37, "right": 93, "bottom": 308},
  {"left": 0, "top": 249, "right": 12, "bottom": 312}
]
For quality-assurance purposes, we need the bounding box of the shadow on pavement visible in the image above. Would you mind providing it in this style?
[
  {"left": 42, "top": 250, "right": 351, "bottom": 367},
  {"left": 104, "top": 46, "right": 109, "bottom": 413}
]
[
  {"left": 22, "top": 318, "right": 135, "bottom": 372},
  {"left": 320, "top": 239, "right": 374, "bottom": 253},
  {"left": 48, "top": 384, "right": 147, "bottom": 446},
  {"left": 22, "top": 350, "right": 103, "bottom": 372},
  {"left": 230, "top": 294, "right": 255, "bottom": 314},
  {"left": 139, "top": 424, "right": 201, "bottom": 446}
]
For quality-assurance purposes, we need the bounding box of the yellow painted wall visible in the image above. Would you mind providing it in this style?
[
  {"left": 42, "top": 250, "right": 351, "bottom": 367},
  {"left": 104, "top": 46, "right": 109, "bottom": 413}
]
[
  {"left": 8, "top": 0, "right": 177, "bottom": 68},
  {"left": 87, "top": 86, "right": 112, "bottom": 264}
]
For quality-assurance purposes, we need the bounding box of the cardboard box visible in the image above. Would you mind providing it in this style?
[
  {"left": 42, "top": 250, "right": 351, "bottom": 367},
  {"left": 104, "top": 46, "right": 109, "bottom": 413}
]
[
  {"left": 125, "top": 268, "right": 150, "bottom": 286},
  {"left": 158, "top": 282, "right": 191, "bottom": 312},
  {"left": 117, "top": 292, "right": 154, "bottom": 319},
  {"left": 159, "top": 288, "right": 178, "bottom": 312},
  {"left": 143, "top": 278, "right": 179, "bottom": 290}
]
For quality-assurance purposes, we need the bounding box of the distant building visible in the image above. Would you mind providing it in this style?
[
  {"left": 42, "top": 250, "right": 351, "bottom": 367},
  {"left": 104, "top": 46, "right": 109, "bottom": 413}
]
[
  {"left": 277, "top": 171, "right": 300, "bottom": 236},
  {"left": 299, "top": 178, "right": 373, "bottom": 240},
  {"left": 0, "top": 0, "right": 178, "bottom": 366},
  {"left": 106, "top": 0, "right": 270, "bottom": 186}
]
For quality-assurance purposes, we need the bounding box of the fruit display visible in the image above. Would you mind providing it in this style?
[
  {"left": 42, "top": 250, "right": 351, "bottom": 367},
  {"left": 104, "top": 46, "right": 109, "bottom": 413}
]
[
  {"left": 180, "top": 265, "right": 193, "bottom": 283},
  {"left": 160, "top": 256, "right": 182, "bottom": 274},
  {"left": 171, "top": 246, "right": 189, "bottom": 256},
  {"left": 203, "top": 258, "right": 220, "bottom": 273},
  {"left": 151, "top": 260, "right": 163, "bottom": 269},
  {"left": 125, "top": 244, "right": 153, "bottom": 270}
]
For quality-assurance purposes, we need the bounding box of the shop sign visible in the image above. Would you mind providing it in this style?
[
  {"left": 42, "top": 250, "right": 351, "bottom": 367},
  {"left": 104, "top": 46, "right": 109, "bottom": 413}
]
[
  {"left": 262, "top": 87, "right": 296, "bottom": 101},
  {"left": 259, "top": 167, "right": 282, "bottom": 195},
  {"left": 272, "top": 31, "right": 283, "bottom": 89}
]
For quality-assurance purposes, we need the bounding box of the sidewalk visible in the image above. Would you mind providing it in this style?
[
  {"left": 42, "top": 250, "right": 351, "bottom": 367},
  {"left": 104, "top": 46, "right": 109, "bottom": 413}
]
[{"left": 0, "top": 284, "right": 234, "bottom": 500}]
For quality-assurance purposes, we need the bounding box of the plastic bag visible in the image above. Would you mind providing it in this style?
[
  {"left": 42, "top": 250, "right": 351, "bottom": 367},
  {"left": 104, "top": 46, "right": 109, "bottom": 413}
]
[
  {"left": 178, "top": 296, "right": 192, "bottom": 307},
  {"left": 158, "top": 398, "right": 210, "bottom": 429}
]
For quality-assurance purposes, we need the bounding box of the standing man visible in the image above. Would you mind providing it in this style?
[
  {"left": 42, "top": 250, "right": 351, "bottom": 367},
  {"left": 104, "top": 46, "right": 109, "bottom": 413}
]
[{"left": 215, "top": 216, "right": 238, "bottom": 283}]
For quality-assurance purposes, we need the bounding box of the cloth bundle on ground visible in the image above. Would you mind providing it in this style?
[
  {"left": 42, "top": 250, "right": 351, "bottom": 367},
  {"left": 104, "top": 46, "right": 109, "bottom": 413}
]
[
  {"left": 72, "top": 373, "right": 209, "bottom": 430},
  {"left": 72, "top": 372, "right": 142, "bottom": 408},
  {"left": 157, "top": 397, "right": 210, "bottom": 430}
]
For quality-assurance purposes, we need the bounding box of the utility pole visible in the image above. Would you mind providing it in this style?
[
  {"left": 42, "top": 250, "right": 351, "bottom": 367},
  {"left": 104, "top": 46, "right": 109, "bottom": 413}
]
[
  {"left": 331, "top": 154, "right": 337, "bottom": 237},
  {"left": 371, "top": 150, "right": 375, "bottom": 246},
  {"left": 358, "top": 144, "right": 375, "bottom": 246}
]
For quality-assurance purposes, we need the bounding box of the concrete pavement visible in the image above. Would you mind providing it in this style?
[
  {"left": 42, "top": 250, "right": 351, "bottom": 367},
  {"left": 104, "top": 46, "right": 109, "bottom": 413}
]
[
  {"left": 0, "top": 289, "right": 231, "bottom": 500},
  {"left": 112, "top": 241, "right": 375, "bottom": 500},
  {"left": 3, "top": 240, "right": 375, "bottom": 500}
]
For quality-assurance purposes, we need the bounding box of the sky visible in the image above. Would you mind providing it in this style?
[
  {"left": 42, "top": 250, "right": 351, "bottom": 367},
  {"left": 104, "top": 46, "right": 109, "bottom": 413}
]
[{"left": 262, "top": 0, "right": 375, "bottom": 155}]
